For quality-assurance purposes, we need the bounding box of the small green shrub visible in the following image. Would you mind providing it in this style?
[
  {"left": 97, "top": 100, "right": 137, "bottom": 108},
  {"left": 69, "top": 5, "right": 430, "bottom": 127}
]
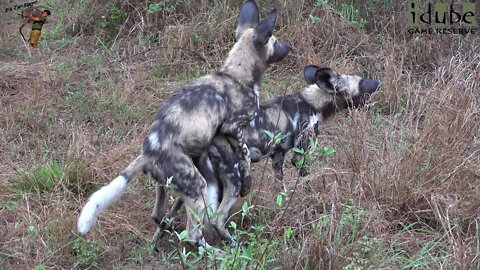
[
  {"left": 339, "top": 3, "right": 367, "bottom": 27},
  {"left": 32, "top": 264, "right": 46, "bottom": 270},
  {"left": 71, "top": 237, "right": 101, "bottom": 269},
  {"left": 314, "top": 0, "right": 329, "bottom": 7},
  {"left": 14, "top": 160, "right": 63, "bottom": 197}
]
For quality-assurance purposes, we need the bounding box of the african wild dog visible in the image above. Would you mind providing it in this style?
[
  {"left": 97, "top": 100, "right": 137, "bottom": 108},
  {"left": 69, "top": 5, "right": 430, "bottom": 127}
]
[
  {"left": 153, "top": 65, "right": 381, "bottom": 239},
  {"left": 77, "top": 0, "right": 290, "bottom": 250},
  {"left": 242, "top": 65, "right": 381, "bottom": 181}
]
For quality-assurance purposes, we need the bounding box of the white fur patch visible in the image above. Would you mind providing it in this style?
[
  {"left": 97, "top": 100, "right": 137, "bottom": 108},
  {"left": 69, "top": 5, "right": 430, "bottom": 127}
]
[
  {"left": 266, "top": 36, "right": 277, "bottom": 58},
  {"left": 307, "top": 84, "right": 318, "bottom": 91},
  {"left": 206, "top": 183, "right": 219, "bottom": 212},
  {"left": 249, "top": 119, "right": 256, "bottom": 128},
  {"left": 342, "top": 75, "right": 362, "bottom": 96},
  {"left": 253, "top": 84, "right": 260, "bottom": 107},
  {"left": 148, "top": 132, "right": 160, "bottom": 150},
  {"left": 233, "top": 162, "right": 241, "bottom": 177},
  {"left": 242, "top": 144, "right": 251, "bottom": 166},
  {"left": 287, "top": 112, "right": 301, "bottom": 132},
  {"left": 308, "top": 113, "right": 322, "bottom": 129},
  {"left": 77, "top": 175, "right": 128, "bottom": 234},
  {"left": 215, "top": 93, "right": 224, "bottom": 101},
  {"left": 206, "top": 158, "right": 214, "bottom": 172}
]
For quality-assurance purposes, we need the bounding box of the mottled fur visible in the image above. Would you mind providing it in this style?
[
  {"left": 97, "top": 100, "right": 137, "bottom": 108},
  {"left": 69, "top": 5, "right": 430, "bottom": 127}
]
[
  {"left": 154, "top": 66, "right": 381, "bottom": 241},
  {"left": 77, "top": 0, "right": 290, "bottom": 250},
  {"left": 243, "top": 66, "right": 381, "bottom": 180}
]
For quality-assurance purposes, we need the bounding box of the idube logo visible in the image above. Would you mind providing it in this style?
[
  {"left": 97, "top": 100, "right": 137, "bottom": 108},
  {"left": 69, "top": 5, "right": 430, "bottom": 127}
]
[{"left": 407, "top": 2, "right": 477, "bottom": 35}]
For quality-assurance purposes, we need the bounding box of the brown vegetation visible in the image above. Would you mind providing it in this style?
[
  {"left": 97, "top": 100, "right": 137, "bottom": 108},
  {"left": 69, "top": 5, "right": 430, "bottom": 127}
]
[{"left": 0, "top": 0, "right": 478, "bottom": 269}]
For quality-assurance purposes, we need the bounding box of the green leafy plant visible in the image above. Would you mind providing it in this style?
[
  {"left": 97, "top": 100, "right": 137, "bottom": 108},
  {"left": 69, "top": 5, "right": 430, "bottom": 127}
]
[
  {"left": 309, "top": 15, "right": 321, "bottom": 24},
  {"left": 263, "top": 130, "right": 287, "bottom": 146},
  {"left": 339, "top": 3, "right": 367, "bottom": 27},
  {"left": 14, "top": 160, "right": 63, "bottom": 197},
  {"left": 148, "top": 1, "right": 177, "bottom": 14},
  {"left": 276, "top": 186, "right": 289, "bottom": 207},
  {"left": 71, "top": 237, "right": 101, "bottom": 269},
  {"left": 110, "top": 6, "right": 124, "bottom": 20},
  {"left": 314, "top": 0, "right": 329, "bottom": 7},
  {"left": 293, "top": 136, "right": 336, "bottom": 174},
  {"left": 220, "top": 223, "right": 279, "bottom": 269},
  {"left": 156, "top": 198, "right": 279, "bottom": 269},
  {"left": 32, "top": 265, "right": 46, "bottom": 270},
  {"left": 27, "top": 225, "right": 38, "bottom": 234}
]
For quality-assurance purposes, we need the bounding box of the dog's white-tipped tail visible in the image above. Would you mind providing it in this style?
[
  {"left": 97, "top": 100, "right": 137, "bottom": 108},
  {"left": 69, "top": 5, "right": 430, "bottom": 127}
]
[
  {"left": 77, "top": 155, "right": 146, "bottom": 234},
  {"left": 77, "top": 175, "right": 128, "bottom": 234}
]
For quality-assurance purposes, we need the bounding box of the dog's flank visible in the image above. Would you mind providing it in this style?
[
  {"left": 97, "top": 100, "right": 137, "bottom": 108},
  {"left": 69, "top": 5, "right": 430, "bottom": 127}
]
[{"left": 77, "top": 0, "right": 290, "bottom": 250}]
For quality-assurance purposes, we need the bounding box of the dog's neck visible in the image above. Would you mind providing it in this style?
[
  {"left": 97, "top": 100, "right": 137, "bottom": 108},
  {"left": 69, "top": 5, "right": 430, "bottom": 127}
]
[
  {"left": 220, "top": 29, "right": 267, "bottom": 87},
  {"left": 299, "top": 84, "right": 348, "bottom": 119}
]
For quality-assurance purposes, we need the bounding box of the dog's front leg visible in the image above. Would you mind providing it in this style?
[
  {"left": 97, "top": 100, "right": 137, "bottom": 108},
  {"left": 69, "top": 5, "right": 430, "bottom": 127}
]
[
  {"left": 271, "top": 151, "right": 285, "bottom": 180},
  {"left": 207, "top": 143, "right": 243, "bottom": 244}
]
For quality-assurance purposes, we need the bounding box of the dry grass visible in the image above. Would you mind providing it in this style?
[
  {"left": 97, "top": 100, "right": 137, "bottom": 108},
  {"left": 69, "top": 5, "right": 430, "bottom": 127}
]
[{"left": 1, "top": 0, "right": 479, "bottom": 269}]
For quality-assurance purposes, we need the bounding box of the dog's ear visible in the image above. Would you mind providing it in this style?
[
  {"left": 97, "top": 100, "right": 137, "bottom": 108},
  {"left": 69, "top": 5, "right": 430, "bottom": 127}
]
[
  {"left": 236, "top": 0, "right": 260, "bottom": 40},
  {"left": 303, "top": 65, "right": 320, "bottom": 85},
  {"left": 315, "top": 68, "right": 340, "bottom": 92},
  {"left": 253, "top": 10, "right": 277, "bottom": 47}
]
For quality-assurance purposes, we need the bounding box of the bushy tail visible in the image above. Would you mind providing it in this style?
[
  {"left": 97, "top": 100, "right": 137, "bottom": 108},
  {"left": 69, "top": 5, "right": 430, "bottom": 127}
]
[{"left": 77, "top": 155, "right": 146, "bottom": 234}]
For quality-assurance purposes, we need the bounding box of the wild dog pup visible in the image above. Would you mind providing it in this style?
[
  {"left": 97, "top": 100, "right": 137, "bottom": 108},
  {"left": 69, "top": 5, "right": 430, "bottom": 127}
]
[
  {"left": 155, "top": 66, "right": 381, "bottom": 242},
  {"left": 77, "top": 0, "right": 290, "bottom": 250}
]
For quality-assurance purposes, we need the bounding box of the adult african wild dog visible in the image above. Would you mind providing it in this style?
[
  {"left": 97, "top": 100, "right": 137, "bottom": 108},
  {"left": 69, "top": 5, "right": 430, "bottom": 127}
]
[
  {"left": 243, "top": 65, "right": 381, "bottom": 180},
  {"left": 77, "top": 0, "right": 290, "bottom": 249},
  {"left": 153, "top": 66, "right": 381, "bottom": 239}
]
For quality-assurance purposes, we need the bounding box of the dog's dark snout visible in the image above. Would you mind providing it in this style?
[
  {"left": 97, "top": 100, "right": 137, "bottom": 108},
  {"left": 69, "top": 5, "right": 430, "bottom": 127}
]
[
  {"left": 279, "top": 42, "right": 291, "bottom": 57},
  {"left": 267, "top": 41, "right": 291, "bottom": 64},
  {"left": 360, "top": 79, "right": 381, "bottom": 94}
]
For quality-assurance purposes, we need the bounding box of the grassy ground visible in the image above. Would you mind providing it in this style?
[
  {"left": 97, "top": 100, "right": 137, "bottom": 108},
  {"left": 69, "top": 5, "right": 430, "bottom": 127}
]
[{"left": 1, "top": 0, "right": 479, "bottom": 269}]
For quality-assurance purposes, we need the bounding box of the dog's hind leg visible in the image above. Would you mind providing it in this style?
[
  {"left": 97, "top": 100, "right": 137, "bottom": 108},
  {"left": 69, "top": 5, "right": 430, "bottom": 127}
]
[
  {"left": 167, "top": 155, "right": 214, "bottom": 250},
  {"left": 151, "top": 196, "right": 184, "bottom": 244},
  {"left": 211, "top": 177, "right": 239, "bottom": 245},
  {"left": 194, "top": 154, "right": 220, "bottom": 213},
  {"left": 151, "top": 182, "right": 167, "bottom": 225},
  {"left": 181, "top": 190, "right": 210, "bottom": 249},
  {"left": 150, "top": 182, "right": 170, "bottom": 244}
]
